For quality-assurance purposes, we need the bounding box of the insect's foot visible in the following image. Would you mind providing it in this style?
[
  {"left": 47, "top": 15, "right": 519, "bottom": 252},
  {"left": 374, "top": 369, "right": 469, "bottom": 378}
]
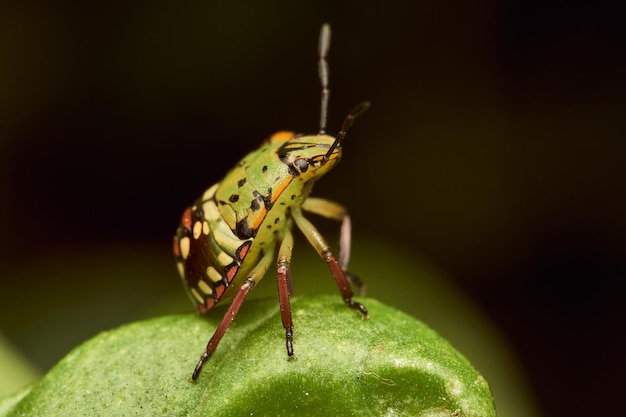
[
  {"left": 191, "top": 351, "right": 211, "bottom": 382},
  {"left": 345, "top": 298, "right": 369, "bottom": 318},
  {"left": 285, "top": 328, "right": 294, "bottom": 357}
]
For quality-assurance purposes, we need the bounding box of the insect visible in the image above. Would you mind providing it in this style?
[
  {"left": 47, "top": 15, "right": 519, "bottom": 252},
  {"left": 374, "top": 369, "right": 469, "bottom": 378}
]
[{"left": 173, "top": 23, "right": 370, "bottom": 382}]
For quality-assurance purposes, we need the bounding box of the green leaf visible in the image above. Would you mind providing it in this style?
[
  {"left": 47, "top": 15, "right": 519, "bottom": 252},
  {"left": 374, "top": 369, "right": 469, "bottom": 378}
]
[{"left": 2, "top": 296, "right": 495, "bottom": 417}]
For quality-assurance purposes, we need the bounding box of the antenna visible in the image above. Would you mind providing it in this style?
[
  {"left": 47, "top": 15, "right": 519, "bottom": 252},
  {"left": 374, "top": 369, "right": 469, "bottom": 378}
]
[
  {"left": 322, "top": 101, "right": 370, "bottom": 163},
  {"left": 317, "top": 23, "right": 370, "bottom": 163},
  {"left": 318, "top": 23, "right": 331, "bottom": 134}
]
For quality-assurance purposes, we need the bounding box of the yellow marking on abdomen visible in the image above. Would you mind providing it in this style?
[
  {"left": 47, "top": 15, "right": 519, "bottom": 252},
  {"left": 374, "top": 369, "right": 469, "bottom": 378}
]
[
  {"left": 202, "top": 183, "right": 219, "bottom": 201},
  {"left": 203, "top": 200, "right": 220, "bottom": 221},
  {"left": 197, "top": 280, "right": 213, "bottom": 295},
  {"left": 179, "top": 237, "right": 190, "bottom": 259},
  {"left": 214, "top": 218, "right": 246, "bottom": 253},
  {"left": 218, "top": 252, "right": 234, "bottom": 266},
  {"left": 193, "top": 221, "right": 202, "bottom": 239},
  {"left": 207, "top": 266, "right": 222, "bottom": 283},
  {"left": 190, "top": 288, "right": 204, "bottom": 304}
]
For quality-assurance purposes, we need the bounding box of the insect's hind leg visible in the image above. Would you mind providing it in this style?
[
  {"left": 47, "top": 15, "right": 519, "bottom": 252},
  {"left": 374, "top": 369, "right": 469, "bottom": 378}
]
[
  {"left": 291, "top": 206, "right": 368, "bottom": 318},
  {"left": 191, "top": 247, "right": 275, "bottom": 382},
  {"left": 302, "top": 197, "right": 365, "bottom": 296}
]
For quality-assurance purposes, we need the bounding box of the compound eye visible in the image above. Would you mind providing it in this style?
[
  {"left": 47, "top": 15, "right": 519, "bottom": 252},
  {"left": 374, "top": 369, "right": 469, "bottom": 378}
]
[{"left": 294, "top": 158, "right": 309, "bottom": 173}]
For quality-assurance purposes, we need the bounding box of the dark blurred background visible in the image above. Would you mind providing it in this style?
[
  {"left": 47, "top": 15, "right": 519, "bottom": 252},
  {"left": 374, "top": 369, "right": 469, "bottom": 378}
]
[{"left": 1, "top": 1, "right": 624, "bottom": 416}]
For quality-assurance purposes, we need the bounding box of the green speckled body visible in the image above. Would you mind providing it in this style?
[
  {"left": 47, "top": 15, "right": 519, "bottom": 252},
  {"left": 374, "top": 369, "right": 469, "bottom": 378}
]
[{"left": 173, "top": 131, "right": 341, "bottom": 313}]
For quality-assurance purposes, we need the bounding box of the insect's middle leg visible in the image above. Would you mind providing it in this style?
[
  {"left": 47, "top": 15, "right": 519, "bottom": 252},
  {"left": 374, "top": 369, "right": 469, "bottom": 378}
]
[
  {"left": 191, "top": 246, "right": 275, "bottom": 382},
  {"left": 276, "top": 227, "right": 295, "bottom": 358},
  {"left": 291, "top": 206, "right": 368, "bottom": 318}
]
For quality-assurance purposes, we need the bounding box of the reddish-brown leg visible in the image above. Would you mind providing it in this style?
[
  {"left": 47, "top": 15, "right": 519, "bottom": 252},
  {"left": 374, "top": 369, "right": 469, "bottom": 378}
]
[
  {"left": 325, "top": 251, "right": 368, "bottom": 316},
  {"left": 191, "top": 247, "right": 275, "bottom": 382},
  {"left": 191, "top": 278, "right": 255, "bottom": 381},
  {"left": 291, "top": 206, "right": 368, "bottom": 318},
  {"left": 301, "top": 198, "right": 367, "bottom": 298},
  {"left": 276, "top": 228, "right": 295, "bottom": 357}
]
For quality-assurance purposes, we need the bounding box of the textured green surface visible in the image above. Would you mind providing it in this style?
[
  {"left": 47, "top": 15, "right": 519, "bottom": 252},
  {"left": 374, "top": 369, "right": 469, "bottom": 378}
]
[{"left": 2, "top": 296, "right": 495, "bottom": 417}]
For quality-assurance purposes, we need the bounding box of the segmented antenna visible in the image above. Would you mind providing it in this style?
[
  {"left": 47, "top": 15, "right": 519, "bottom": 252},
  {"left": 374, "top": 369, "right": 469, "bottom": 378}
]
[
  {"left": 323, "top": 101, "right": 370, "bottom": 162},
  {"left": 317, "top": 23, "right": 370, "bottom": 163},
  {"left": 318, "top": 23, "right": 331, "bottom": 134}
]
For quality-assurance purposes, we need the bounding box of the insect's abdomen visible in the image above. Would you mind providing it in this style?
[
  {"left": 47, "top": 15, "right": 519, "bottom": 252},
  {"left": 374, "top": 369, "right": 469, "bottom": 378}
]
[
  {"left": 174, "top": 140, "right": 296, "bottom": 313},
  {"left": 174, "top": 183, "right": 258, "bottom": 313}
]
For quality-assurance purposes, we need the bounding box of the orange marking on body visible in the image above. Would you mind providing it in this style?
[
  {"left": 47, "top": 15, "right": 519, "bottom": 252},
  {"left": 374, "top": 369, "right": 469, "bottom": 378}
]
[
  {"left": 205, "top": 298, "right": 215, "bottom": 311},
  {"left": 271, "top": 176, "right": 293, "bottom": 203},
  {"left": 181, "top": 207, "right": 192, "bottom": 229},
  {"left": 215, "top": 285, "right": 225, "bottom": 298},
  {"left": 226, "top": 264, "right": 239, "bottom": 282},
  {"left": 269, "top": 131, "right": 294, "bottom": 142},
  {"left": 237, "top": 241, "right": 251, "bottom": 261},
  {"left": 247, "top": 176, "right": 293, "bottom": 232},
  {"left": 172, "top": 236, "right": 180, "bottom": 257},
  {"left": 249, "top": 209, "right": 267, "bottom": 231}
]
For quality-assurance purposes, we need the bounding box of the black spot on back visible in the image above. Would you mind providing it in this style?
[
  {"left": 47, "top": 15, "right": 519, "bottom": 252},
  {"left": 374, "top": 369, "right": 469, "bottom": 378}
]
[
  {"left": 236, "top": 218, "right": 256, "bottom": 239},
  {"left": 192, "top": 207, "right": 205, "bottom": 222}
]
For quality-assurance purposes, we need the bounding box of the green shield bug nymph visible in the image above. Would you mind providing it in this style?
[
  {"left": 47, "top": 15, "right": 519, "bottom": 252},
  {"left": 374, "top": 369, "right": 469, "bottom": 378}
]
[{"left": 173, "top": 23, "right": 370, "bottom": 382}]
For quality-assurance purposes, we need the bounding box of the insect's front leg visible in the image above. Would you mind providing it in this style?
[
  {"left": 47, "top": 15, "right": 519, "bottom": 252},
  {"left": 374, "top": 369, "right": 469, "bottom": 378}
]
[
  {"left": 291, "top": 206, "right": 368, "bottom": 318},
  {"left": 276, "top": 227, "right": 295, "bottom": 359},
  {"left": 191, "top": 246, "right": 275, "bottom": 382},
  {"left": 302, "top": 197, "right": 365, "bottom": 295}
]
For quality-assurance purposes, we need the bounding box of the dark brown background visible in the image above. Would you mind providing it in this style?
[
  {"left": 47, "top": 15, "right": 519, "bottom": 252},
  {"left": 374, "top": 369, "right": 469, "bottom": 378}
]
[{"left": 1, "top": 1, "right": 624, "bottom": 416}]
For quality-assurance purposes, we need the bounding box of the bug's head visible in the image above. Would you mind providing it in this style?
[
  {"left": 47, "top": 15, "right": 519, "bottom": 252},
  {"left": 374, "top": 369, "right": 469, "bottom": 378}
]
[
  {"left": 278, "top": 101, "right": 370, "bottom": 180},
  {"left": 277, "top": 134, "right": 343, "bottom": 179},
  {"left": 271, "top": 23, "right": 370, "bottom": 182}
]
